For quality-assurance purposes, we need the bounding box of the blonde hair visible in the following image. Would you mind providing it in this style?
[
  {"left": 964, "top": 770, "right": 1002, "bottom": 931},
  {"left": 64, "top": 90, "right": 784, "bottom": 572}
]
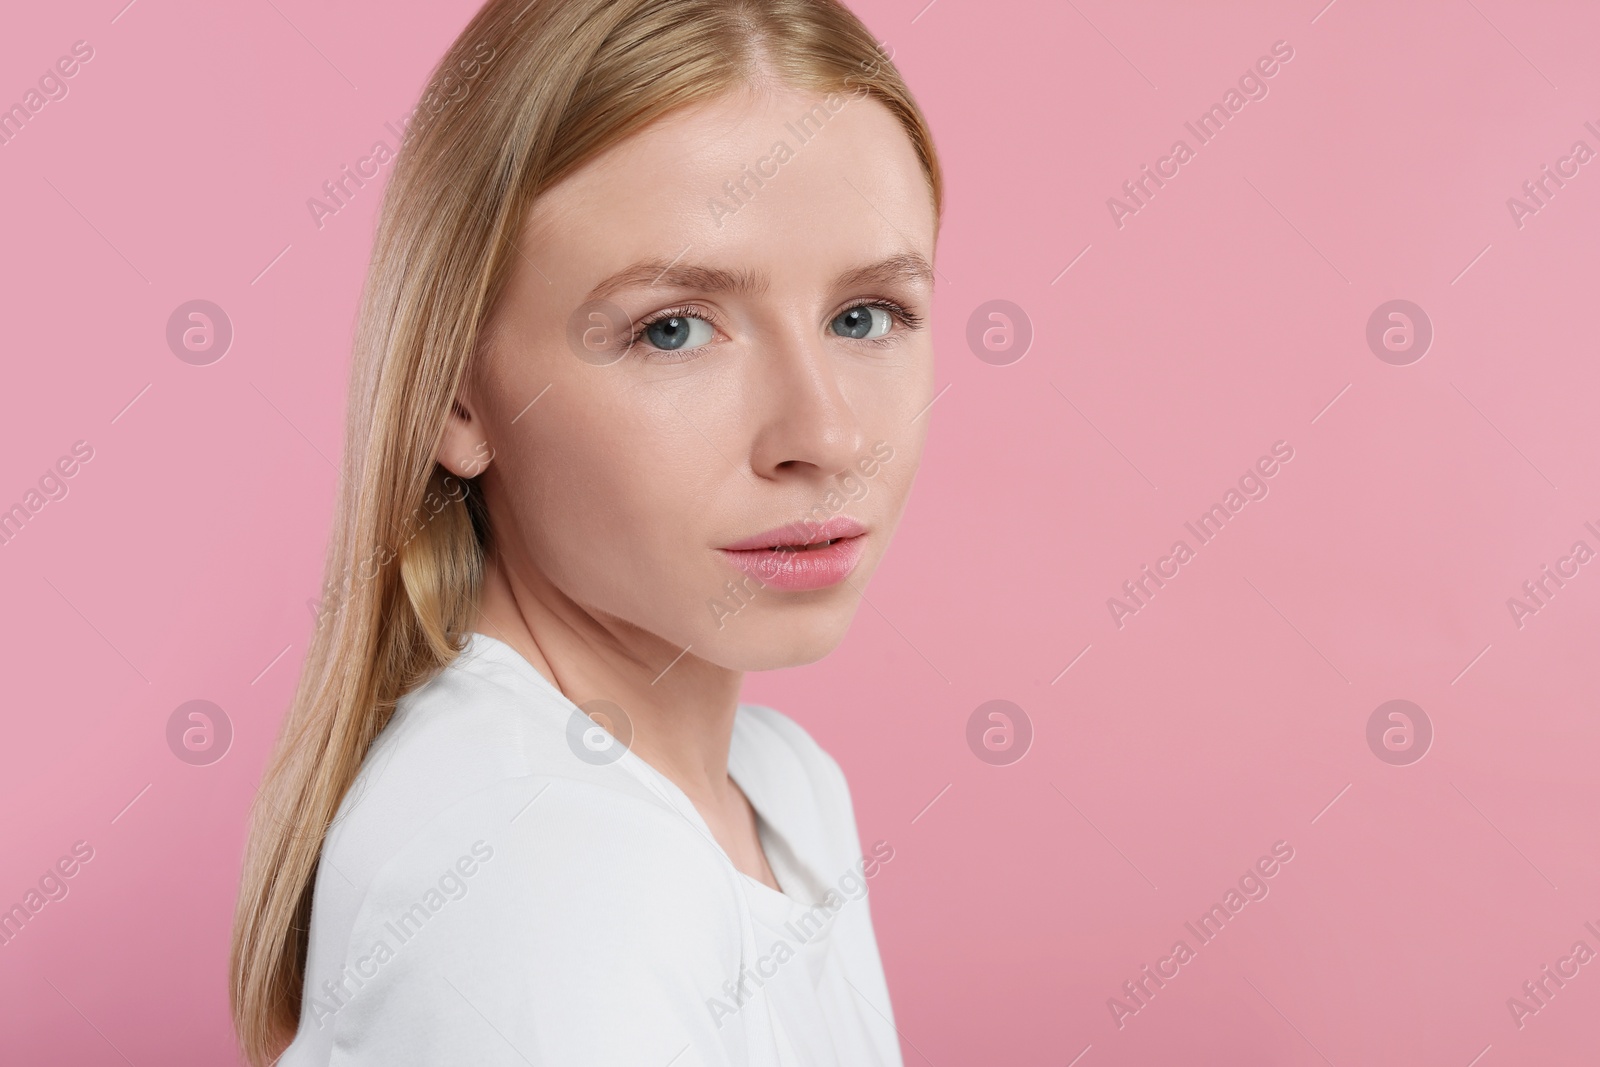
[{"left": 228, "top": 0, "right": 943, "bottom": 1060}]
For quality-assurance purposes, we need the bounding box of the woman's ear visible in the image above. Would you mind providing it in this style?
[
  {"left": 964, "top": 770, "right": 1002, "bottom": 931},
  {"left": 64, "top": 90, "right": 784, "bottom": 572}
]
[{"left": 436, "top": 396, "right": 495, "bottom": 479}]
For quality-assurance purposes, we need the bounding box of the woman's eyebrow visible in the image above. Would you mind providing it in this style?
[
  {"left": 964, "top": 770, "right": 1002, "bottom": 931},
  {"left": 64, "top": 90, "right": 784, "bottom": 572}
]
[
  {"left": 583, "top": 251, "right": 934, "bottom": 303},
  {"left": 836, "top": 251, "right": 935, "bottom": 293}
]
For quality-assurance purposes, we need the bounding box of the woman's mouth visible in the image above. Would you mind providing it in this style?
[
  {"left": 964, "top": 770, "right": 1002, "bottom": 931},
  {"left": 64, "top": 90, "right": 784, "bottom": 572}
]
[{"left": 718, "top": 517, "right": 868, "bottom": 591}]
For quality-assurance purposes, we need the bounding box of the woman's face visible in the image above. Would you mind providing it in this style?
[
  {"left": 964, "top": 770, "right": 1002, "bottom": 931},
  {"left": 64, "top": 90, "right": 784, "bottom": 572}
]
[{"left": 446, "top": 85, "right": 937, "bottom": 671}]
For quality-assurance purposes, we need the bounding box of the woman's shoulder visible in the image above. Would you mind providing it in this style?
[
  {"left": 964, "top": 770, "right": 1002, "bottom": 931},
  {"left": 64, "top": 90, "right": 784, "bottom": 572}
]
[
  {"left": 730, "top": 701, "right": 866, "bottom": 871},
  {"left": 288, "top": 639, "right": 752, "bottom": 1062},
  {"left": 289, "top": 771, "right": 748, "bottom": 1065},
  {"left": 732, "top": 701, "right": 850, "bottom": 799},
  {"left": 314, "top": 635, "right": 701, "bottom": 902},
  {"left": 734, "top": 701, "right": 841, "bottom": 768}
]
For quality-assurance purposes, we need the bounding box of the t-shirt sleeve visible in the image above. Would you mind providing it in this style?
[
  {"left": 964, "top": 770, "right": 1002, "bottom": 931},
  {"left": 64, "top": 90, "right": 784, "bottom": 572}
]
[{"left": 317, "top": 775, "right": 750, "bottom": 1067}]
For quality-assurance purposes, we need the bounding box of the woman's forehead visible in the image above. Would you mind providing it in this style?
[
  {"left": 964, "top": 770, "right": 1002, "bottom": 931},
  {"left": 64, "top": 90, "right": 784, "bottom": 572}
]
[{"left": 520, "top": 88, "right": 932, "bottom": 264}]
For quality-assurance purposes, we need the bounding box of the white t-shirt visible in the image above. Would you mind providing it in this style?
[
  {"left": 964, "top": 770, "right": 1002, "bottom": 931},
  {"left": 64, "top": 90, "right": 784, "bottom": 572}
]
[{"left": 277, "top": 631, "right": 903, "bottom": 1066}]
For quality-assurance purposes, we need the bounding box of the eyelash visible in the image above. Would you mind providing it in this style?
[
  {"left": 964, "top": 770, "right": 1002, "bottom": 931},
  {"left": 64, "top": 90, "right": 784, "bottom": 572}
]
[{"left": 627, "top": 298, "right": 925, "bottom": 359}]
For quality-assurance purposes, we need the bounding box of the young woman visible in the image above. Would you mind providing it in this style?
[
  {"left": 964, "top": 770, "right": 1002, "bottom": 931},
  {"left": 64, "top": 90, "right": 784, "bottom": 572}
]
[{"left": 229, "top": 0, "right": 942, "bottom": 1063}]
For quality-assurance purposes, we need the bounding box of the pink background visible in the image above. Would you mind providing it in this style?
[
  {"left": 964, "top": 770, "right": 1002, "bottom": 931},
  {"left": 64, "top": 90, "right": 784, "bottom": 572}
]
[{"left": 3, "top": 0, "right": 1598, "bottom": 1062}]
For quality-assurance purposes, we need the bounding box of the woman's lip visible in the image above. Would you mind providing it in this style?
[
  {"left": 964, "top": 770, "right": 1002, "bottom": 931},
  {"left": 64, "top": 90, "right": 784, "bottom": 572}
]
[
  {"left": 718, "top": 533, "right": 867, "bottom": 591},
  {"left": 720, "top": 515, "right": 868, "bottom": 552}
]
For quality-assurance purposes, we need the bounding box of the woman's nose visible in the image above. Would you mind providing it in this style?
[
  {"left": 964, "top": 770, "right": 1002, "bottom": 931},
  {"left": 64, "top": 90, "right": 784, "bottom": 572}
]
[{"left": 745, "top": 328, "right": 867, "bottom": 481}]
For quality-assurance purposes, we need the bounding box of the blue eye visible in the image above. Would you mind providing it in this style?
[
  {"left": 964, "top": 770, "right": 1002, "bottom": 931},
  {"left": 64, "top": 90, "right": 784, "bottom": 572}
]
[
  {"left": 831, "top": 304, "right": 894, "bottom": 340},
  {"left": 625, "top": 299, "right": 920, "bottom": 360},
  {"left": 636, "top": 313, "right": 715, "bottom": 353}
]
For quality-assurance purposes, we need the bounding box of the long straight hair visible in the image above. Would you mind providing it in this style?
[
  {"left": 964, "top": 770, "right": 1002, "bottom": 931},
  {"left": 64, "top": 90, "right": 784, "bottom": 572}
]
[{"left": 228, "top": 0, "right": 943, "bottom": 1060}]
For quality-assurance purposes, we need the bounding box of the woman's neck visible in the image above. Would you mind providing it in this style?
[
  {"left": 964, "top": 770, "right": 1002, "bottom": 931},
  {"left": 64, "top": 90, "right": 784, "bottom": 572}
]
[{"left": 471, "top": 546, "right": 746, "bottom": 803}]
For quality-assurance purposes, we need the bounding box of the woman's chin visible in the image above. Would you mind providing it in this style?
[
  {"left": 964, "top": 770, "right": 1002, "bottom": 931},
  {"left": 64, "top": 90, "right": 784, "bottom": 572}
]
[{"left": 699, "top": 609, "right": 859, "bottom": 672}]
